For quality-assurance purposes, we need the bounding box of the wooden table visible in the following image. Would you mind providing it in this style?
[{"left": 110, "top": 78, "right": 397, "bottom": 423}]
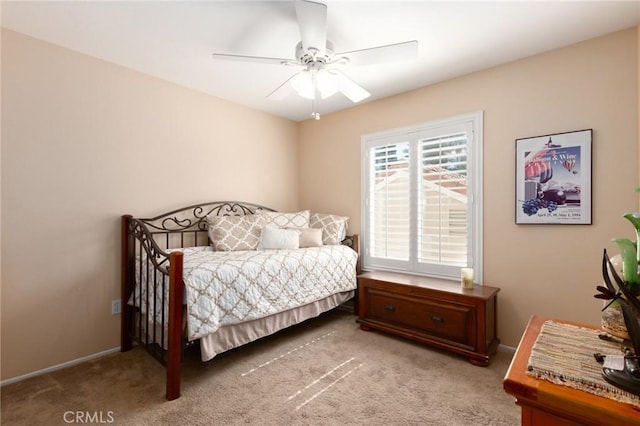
[{"left": 503, "top": 315, "right": 640, "bottom": 425}]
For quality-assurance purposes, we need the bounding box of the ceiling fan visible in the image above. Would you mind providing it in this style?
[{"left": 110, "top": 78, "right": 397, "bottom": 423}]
[{"left": 211, "top": 0, "right": 418, "bottom": 120}]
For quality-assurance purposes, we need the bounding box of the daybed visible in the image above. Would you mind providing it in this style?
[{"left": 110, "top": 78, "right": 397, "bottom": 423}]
[{"left": 121, "top": 201, "right": 359, "bottom": 400}]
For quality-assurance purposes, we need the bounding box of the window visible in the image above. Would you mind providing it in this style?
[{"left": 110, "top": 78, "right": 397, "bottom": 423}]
[{"left": 361, "top": 112, "right": 483, "bottom": 282}]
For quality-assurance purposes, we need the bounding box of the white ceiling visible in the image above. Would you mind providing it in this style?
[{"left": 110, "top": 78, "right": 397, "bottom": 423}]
[{"left": 2, "top": 1, "right": 639, "bottom": 122}]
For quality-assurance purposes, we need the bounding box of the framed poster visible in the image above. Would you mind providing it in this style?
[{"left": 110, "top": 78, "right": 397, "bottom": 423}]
[{"left": 515, "top": 129, "right": 592, "bottom": 224}]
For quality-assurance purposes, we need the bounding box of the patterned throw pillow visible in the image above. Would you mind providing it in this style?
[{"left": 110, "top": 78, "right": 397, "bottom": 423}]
[
  {"left": 207, "top": 214, "right": 265, "bottom": 251},
  {"left": 310, "top": 213, "right": 349, "bottom": 245},
  {"left": 255, "top": 209, "right": 310, "bottom": 229}
]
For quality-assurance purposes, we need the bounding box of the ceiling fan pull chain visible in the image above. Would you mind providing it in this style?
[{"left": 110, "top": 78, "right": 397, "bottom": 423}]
[{"left": 311, "top": 71, "right": 320, "bottom": 120}]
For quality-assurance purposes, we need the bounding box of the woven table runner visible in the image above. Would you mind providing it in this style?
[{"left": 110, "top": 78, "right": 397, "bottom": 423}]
[{"left": 527, "top": 320, "right": 640, "bottom": 407}]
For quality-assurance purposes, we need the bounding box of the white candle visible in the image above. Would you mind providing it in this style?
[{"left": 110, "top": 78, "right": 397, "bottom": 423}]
[{"left": 461, "top": 268, "right": 474, "bottom": 289}]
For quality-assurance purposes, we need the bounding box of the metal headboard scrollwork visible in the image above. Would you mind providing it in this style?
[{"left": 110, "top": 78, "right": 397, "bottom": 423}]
[
  {"left": 141, "top": 201, "right": 276, "bottom": 232},
  {"left": 136, "top": 201, "right": 277, "bottom": 252},
  {"left": 340, "top": 235, "right": 356, "bottom": 251},
  {"left": 127, "top": 218, "right": 171, "bottom": 273}
]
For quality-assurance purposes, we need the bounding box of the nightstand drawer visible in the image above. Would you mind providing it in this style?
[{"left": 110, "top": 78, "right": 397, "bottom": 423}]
[{"left": 367, "top": 289, "right": 474, "bottom": 346}]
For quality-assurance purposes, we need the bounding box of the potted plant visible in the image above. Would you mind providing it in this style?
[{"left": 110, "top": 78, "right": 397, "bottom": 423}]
[{"left": 596, "top": 190, "right": 640, "bottom": 395}]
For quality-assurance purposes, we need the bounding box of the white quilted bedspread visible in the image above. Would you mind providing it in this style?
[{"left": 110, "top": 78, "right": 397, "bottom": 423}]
[{"left": 134, "top": 245, "right": 357, "bottom": 341}]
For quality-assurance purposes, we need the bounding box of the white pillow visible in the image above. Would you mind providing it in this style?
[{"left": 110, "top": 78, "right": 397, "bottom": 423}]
[{"left": 257, "top": 226, "right": 300, "bottom": 250}]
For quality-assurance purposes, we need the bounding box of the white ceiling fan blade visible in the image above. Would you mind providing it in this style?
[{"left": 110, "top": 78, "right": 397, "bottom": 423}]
[
  {"left": 338, "top": 40, "right": 419, "bottom": 67},
  {"left": 330, "top": 70, "right": 370, "bottom": 103},
  {"left": 295, "top": 0, "right": 327, "bottom": 56},
  {"left": 212, "top": 53, "right": 294, "bottom": 66},
  {"left": 266, "top": 74, "right": 297, "bottom": 100}
]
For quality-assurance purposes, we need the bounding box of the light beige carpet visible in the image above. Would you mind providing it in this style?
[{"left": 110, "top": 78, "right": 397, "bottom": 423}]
[{"left": 1, "top": 310, "right": 519, "bottom": 425}]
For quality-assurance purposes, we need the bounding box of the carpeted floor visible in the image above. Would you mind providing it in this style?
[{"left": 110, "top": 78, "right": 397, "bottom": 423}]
[{"left": 1, "top": 310, "right": 519, "bottom": 425}]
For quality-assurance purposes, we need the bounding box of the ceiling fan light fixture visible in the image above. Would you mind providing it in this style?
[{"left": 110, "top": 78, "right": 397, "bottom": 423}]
[
  {"left": 290, "top": 72, "right": 311, "bottom": 99},
  {"left": 290, "top": 69, "right": 337, "bottom": 100}
]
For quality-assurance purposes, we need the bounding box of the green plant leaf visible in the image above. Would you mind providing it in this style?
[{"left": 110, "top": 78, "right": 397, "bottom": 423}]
[
  {"left": 614, "top": 238, "right": 638, "bottom": 285},
  {"left": 623, "top": 213, "right": 640, "bottom": 231},
  {"left": 623, "top": 213, "right": 640, "bottom": 263}
]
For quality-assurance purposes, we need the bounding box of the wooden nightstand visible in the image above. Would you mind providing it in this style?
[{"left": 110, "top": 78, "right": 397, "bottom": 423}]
[
  {"left": 503, "top": 315, "right": 640, "bottom": 425},
  {"left": 356, "top": 271, "right": 500, "bottom": 366}
]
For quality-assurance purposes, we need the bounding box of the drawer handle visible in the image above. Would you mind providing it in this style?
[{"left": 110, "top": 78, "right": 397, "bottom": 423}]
[
  {"left": 384, "top": 304, "right": 396, "bottom": 312},
  {"left": 431, "top": 315, "right": 445, "bottom": 324}
]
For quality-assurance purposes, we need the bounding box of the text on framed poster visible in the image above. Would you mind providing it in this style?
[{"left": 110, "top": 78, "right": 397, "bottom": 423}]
[{"left": 515, "top": 129, "right": 592, "bottom": 225}]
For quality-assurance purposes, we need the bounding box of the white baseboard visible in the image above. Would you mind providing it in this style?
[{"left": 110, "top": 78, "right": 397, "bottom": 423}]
[
  {"left": 0, "top": 342, "right": 517, "bottom": 386},
  {"left": 498, "top": 343, "right": 516, "bottom": 353},
  {"left": 1, "top": 346, "right": 121, "bottom": 387}
]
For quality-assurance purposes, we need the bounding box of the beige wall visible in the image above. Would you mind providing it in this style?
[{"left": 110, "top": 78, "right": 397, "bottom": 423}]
[
  {"left": 0, "top": 29, "right": 298, "bottom": 380},
  {"left": 2, "top": 25, "right": 638, "bottom": 381},
  {"left": 299, "top": 28, "right": 639, "bottom": 348},
  {"left": 0, "top": 28, "right": 3, "bottom": 382}
]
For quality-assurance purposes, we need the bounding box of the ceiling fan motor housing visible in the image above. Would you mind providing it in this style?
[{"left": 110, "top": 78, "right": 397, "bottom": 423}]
[{"left": 295, "top": 40, "right": 335, "bottom": 65}]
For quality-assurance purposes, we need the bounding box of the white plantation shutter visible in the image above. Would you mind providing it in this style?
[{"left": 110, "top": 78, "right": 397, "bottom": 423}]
[
  {"left": 369, "top": 140, "right": 410, "bottom": 262},
  {"left": 362, "top": 112, "right": 483, "bottom": 282},
  {"left": 418, "top": 132, "right": 468, "bottom": 267}
]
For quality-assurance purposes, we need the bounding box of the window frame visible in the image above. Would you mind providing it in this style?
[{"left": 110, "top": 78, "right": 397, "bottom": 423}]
[{"left": 360, "top": 111, "right": 483, "bottom": 283}]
